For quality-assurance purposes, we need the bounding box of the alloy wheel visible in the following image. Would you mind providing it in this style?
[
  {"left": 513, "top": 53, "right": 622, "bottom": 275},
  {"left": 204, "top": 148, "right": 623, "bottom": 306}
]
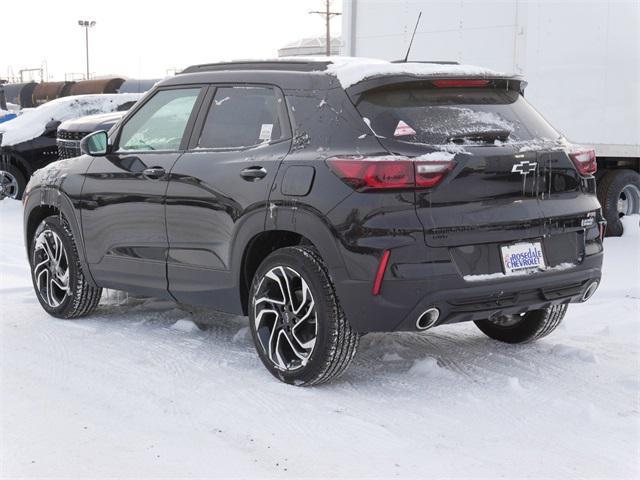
[
  {"left": 33, "top": 229, "right": 70, "bottom": 308},
  {"left": 0, "top": 170, "right": 19, "bottom": 199},
  {"left": 253, "top": 266, "right": 318, "bottom": 371}
]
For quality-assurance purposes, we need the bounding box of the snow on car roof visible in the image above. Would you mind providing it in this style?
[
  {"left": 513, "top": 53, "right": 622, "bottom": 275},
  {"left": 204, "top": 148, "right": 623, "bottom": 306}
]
[
  {"left": 0, "top": 93, "right": 142, "bottom": 147},
  {"left": 282, "top": 56, "right": 507, "bottom": 89},
  {"left": 182, "top": 56, "right": 509, "bottom": 89}
]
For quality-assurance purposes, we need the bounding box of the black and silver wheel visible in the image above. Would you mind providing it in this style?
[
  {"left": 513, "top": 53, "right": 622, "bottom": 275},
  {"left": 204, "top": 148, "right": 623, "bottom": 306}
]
[
  {"left": 30, "top": 215, "right": 102, "bottom": 318},
  {"left": 598, "top": 169, "right": 640, "bottom": 236},
  {"left": 0, "top": 164, "right": 26, "bottom": 200},
  {"left": 474, "top": 304, "right": 567, "bottom": 344},
  {"left": 249, "top": 246, "right": 358, "bottom": 386}
]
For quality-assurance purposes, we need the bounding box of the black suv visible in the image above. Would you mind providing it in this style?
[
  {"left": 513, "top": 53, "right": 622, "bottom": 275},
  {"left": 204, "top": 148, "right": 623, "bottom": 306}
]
[
  {"left": 57, "top": 111, "right": 127, "bottom": 159},
  {"left": 23, "top": 59, "right": 604, "bottom": 385}
]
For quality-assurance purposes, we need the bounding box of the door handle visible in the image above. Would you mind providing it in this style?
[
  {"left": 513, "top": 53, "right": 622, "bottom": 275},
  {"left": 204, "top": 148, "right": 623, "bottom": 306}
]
[
  {"left": 142, "top": 167, "right": 166, "bottom": 180},
  {"left": 240, "top": 166, "right": 267, "bottom": 181}
]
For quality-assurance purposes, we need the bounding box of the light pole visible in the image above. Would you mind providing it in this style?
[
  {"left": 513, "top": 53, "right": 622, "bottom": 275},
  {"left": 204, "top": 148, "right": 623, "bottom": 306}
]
[{"left": 77, "top": 20, "right": 96, "bottom": 80}]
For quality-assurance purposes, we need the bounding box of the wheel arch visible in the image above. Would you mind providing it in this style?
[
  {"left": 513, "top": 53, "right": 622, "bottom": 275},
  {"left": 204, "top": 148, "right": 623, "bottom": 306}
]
[
  {"left": 24, "top": 187, "right": 97, "bottom": 287},
  {"left": 235, "top": 205, "right": 348, "bottom": 315},
  {"left": 1, "top": 149, "right": 32, "bottom": 179}
]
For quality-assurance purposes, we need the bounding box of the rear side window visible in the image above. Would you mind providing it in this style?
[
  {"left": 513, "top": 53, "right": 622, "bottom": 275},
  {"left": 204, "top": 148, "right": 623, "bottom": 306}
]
[
  {"left": 198, "top": 86, "right": 284, "bottom": 149},
  {"left": 355, "top": 87, "right": 560, "bottom": 146},
  {"left": 119, "top": 88, "right": 201, "bottom": 151}
]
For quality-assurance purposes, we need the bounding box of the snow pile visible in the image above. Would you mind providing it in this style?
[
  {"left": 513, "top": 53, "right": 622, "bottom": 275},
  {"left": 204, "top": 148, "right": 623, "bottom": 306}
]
[
  {"left": 0, "top": 93, "right": 142, "bottom": 147},
  {"left": 321, "top": 56, "right": 506, "bottom": 89}
]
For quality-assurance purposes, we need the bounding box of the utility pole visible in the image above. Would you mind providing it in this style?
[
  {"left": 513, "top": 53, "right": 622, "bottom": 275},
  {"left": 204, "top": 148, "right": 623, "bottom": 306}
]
[
  {"left": 78, "top": 20, "right": 96, "bottom": 80},
  {"left": 310, "top": 0, "right": 341, "bottom": 56}
]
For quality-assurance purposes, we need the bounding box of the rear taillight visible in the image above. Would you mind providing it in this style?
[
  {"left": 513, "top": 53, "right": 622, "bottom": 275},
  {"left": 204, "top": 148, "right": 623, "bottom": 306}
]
[
  {"left": 326, "top": 156, "right": 455, "bottom": 192},
  {"left": 568, "top": 148, "right": 597, "bottom": 176},
  {"left": 432, "top": 79, "right": 489, "bottom": 88}
]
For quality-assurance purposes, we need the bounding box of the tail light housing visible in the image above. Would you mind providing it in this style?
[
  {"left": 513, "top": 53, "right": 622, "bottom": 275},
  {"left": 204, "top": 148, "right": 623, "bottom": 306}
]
[
  {"left": 568, "top": 147, "right": 597, "bottom": 176},
  {"left": 327, "top": 156, "right": 455, "bottom": 192}
]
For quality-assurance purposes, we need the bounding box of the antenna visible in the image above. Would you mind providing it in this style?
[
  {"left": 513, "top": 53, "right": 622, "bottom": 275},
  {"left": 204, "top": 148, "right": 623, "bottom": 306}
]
[{"left": 402, "top": 11, "right": 422, "bottom": 63}]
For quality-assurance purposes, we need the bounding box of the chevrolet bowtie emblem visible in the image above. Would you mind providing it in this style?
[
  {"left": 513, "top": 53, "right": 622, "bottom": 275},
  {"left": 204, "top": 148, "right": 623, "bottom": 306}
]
[{"left": 512, "top": 160, "right": 537, "bottom": 175}]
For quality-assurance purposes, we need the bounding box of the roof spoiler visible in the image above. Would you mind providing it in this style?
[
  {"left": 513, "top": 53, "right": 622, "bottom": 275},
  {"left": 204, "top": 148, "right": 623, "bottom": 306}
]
[{"left": 346, "top": 74, "right": 528, "bottom": 102}]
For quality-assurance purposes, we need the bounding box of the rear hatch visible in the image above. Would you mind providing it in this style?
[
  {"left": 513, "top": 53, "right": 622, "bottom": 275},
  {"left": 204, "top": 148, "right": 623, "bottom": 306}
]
[{"left": 352, "top": 79, "right": 600, "bottom": 273}]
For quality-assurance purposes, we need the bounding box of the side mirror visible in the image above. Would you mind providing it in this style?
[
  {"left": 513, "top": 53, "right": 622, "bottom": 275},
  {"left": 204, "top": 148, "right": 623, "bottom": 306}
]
[
  {"left": 80, "top": 130, "right": 109, "bottom": 156},
  {"left": 44, "top": 119, "right": 61, "bottom": 134}
]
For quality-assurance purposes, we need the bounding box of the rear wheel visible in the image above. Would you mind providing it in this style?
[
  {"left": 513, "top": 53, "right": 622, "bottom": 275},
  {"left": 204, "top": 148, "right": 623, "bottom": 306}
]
[
  {"left": 30, "top": 216, "right": 102, "bottom": 318},
  {"left": 597, "top": 169, "right": 640, "bottom": 236},
  {"left": 249, "top": 246, "right": 359, "bottom": 386},
  {"left": 0, "top": 164, "right": 26, "bottom": 200},
  {"left": 474, "top": 304, "right": 567, "bottom": 344}
]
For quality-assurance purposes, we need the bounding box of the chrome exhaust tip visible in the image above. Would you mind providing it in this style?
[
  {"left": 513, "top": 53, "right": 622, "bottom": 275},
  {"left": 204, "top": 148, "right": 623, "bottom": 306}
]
[
  {"left": 582, "top": 281, "right": 599, "bottom": 302},
  {"left": 416, "top": 307, "right": 440, "bottom": 331}
]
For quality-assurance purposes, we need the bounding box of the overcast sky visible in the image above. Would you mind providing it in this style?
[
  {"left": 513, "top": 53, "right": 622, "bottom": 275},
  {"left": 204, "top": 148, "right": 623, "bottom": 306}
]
[{"left": 2, "top": 0, "right": 342, "bottom": 82}]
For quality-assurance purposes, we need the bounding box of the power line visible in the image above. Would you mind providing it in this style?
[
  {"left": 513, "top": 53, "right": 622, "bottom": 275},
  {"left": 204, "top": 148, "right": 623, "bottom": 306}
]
[{"left": 309, "top": 0, "right": 341, "bottom": 56}]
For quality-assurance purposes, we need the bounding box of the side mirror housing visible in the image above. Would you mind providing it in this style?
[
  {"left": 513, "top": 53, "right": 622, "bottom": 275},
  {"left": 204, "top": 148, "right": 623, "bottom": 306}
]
[
  {"left": 44, "top": 119, "right": 61, "bottom": 134},
  {"left": 80, "top": 130, "right": 109, "bottom": 156}
]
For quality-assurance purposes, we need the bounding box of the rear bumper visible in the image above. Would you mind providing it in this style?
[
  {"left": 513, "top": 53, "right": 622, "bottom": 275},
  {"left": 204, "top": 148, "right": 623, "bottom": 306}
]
[{"left": 334, "top": 252, "right": 602, "bottom": 333}]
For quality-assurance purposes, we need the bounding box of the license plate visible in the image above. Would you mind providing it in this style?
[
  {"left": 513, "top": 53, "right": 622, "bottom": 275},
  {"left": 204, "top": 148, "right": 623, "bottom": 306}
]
[{"left": 500, "top": 241, "right": 546, "bottom": 275}]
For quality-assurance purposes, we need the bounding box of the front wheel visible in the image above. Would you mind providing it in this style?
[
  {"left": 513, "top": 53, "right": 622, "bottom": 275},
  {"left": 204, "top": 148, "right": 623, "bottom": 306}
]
[
  {"left": 474, "top": 304, "right": 567, "bottom": 344},
  {"left": 30, "top": 215, "right": 102, "bottom": 318},
  {"left": 249, "top": 246, "right": 359, "bottom": 386}
]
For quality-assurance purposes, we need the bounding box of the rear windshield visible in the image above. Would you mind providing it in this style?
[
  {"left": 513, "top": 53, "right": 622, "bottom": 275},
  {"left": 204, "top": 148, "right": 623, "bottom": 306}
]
[{"left": 355, "top": 87, "right": 560, "bottom": 146}]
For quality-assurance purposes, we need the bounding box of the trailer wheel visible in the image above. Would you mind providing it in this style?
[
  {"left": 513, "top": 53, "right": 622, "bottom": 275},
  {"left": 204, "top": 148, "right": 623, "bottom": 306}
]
[{"left": 597, "top": 169, "right": 640, "bottom": 236}]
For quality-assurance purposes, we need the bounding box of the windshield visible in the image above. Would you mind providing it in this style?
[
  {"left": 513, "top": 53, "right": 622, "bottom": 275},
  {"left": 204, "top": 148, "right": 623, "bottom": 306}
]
[{"left": 356, "top": 87, "right": 560, "bottom": 146}]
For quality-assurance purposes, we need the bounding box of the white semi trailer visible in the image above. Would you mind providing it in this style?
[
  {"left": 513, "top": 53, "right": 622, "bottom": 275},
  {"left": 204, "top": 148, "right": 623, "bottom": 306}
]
[{"left": 342, "top": 0, "right": 640, "bottom": 235}]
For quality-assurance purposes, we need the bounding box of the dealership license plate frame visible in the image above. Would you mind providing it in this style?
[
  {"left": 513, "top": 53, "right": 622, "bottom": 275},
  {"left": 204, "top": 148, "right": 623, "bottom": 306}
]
[{"left": 500, "top": 241, "right": 547, "bottom": 276}]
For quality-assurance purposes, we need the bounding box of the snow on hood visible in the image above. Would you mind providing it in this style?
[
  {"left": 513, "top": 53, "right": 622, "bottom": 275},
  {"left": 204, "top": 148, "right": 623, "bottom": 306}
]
[
  {"left": 58, "top": 110, "right": 127, "bottom": 132},
  {"left": 0, "top": 93, "right": 142, "bottom": 147},
  {"left": 320, "top": 56, "right": 506, "bottom": 89}
]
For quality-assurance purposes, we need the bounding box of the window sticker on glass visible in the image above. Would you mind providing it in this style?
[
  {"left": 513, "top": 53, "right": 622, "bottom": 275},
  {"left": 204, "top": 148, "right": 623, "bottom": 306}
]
[
  {"left": 259, "top": 123, "right": 273, "bottom": 141},
  {"left": 394, "top": 120, "right": 417, "bottom": 137}
]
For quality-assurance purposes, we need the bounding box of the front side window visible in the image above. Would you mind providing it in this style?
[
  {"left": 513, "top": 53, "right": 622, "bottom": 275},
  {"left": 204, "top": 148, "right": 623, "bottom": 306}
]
[
  {"left": 119, "top": 88, "right": 200, "bottom": 151},
  {"left": 198, "top": 86, "right": 284, "bottom": 149}
]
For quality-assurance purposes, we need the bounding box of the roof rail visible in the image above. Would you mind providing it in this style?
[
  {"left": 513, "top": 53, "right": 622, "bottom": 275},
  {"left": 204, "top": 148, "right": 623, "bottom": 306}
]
[
  {"left": 391, "top": 60, "right": 460, "bottom": 65},
  {"left": 180, "top": 60, "right": 331, "bottom": 74}
]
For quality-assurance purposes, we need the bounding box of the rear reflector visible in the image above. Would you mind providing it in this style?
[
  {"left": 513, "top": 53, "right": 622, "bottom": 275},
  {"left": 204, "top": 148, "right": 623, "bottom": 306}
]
[
  {"left": 432, "top": 79, "right": 490, "bottom": 88},
  {"left": 327, "top": 156, "right": 455, "bottom": 191},
  {"left": 568, "top": 148, "right": 597, "bottom": 176},
  {"left": 372, "top": 250, "right": 391, "bottom": 296}
]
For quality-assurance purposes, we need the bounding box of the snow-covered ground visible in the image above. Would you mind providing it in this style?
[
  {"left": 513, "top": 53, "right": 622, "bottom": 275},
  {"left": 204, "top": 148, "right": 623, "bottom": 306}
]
[{"left": 1, "top": 199, "right": 638, "bottom": 479}]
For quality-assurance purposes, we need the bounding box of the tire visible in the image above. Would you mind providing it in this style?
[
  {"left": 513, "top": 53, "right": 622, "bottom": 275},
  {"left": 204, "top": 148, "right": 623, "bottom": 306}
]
[
  {"left": 0, "top": 163, "right": 26, "bottom": 200},
  {"left": 597, "top": 169, "right": 640, "bottom": 236},
  {"left": 474, "top": 304, "right": 567, "bottom": 344},
  {"left": 29, "top": 215, "right": 102, "bottom": 319},
  {"left": 248, "top": 246, "right": 359, "bottom": 386}
]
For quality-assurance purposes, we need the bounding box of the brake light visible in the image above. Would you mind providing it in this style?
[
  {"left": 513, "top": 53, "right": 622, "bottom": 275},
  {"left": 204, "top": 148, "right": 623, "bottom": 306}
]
[
  {"left": 432, "top": 79, "right": 489, "bottom": 88},
  {"left": 568, "top": 148, "right": 597, "bottom": 176},
  {"left": 327, "top": 157, "right": 455, "bottom": 191}
]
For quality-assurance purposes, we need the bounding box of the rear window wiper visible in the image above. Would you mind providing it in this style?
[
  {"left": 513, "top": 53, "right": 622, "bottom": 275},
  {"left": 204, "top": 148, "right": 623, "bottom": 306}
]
[{"left": 448, "top": 129, "right": 511, "bottom": 144}]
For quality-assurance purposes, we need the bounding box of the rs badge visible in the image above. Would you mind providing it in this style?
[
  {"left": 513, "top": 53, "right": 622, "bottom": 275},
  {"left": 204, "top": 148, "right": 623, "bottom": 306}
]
[{"left": 512, "top": 160, "right": 537, "bottom": 175}]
